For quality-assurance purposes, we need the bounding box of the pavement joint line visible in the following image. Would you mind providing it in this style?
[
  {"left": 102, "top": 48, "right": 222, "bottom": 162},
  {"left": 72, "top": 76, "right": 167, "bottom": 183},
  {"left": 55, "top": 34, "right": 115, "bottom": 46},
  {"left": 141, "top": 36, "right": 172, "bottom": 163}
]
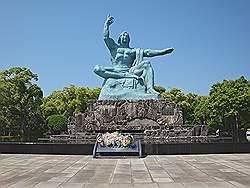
[
  {"left": 215, "top": 159, "right": 250, "bottom": 177},
  {"left": 183, "top": 155, "right": 222, "bottom": 182},
  {"left": 143, "top": 156, "right": 156, "bottom": 183},
  {"left": 154, "top": 155, "right": 176, "bottom": 182},
  {"left": 58, "top": 157, "right": 88, "bottom": 186}
]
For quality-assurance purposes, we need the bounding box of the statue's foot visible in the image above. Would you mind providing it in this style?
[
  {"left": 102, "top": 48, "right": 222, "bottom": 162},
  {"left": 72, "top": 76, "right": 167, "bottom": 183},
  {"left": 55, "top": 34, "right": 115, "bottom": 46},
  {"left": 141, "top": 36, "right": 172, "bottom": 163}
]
[{"left": 147, "top": 88, "right": 160, "bottom": 95}]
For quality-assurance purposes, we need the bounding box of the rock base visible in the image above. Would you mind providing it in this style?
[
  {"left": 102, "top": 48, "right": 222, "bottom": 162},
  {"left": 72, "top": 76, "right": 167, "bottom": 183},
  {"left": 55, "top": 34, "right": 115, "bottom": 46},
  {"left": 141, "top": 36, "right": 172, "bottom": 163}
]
[{"left": 68, "top": 100, "right": 208, "bottom": 144}]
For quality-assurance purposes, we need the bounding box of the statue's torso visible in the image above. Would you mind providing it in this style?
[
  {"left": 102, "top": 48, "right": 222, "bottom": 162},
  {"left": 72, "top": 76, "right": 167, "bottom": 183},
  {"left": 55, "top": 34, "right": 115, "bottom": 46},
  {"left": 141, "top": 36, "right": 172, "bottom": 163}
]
[{"left": 112, "top": 48, "right": 136, "bottom": 69}]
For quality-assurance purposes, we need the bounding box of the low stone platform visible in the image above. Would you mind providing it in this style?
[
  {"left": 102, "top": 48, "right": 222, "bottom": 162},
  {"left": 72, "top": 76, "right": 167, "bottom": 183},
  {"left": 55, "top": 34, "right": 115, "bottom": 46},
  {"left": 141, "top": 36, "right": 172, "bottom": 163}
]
[
  {"left": 68, "top": 100, "right": 208, "bottom": 144},
  {"left": 1, "top": 154, "right": 250, "bottom": 187}
]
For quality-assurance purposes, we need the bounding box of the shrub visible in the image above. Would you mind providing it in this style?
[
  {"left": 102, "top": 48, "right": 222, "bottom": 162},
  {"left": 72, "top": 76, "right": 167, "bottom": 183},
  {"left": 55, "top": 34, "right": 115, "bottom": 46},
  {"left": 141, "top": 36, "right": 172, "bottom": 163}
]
[
  {"left": 0, "top": 136, "right": 21, "bottom": 142},
  {"left": 47, "top": 115, "right": 68, "bottom": 134}
]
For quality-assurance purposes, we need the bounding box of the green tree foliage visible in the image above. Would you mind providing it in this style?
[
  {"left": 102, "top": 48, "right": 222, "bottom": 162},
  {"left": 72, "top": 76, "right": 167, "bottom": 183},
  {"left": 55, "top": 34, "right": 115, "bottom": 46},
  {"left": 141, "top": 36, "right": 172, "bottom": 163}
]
[
  {"left": 161, "top": 88, "right": 201, "bottom": 124},
  {"left": 194, "top": 76, "right": 250, "bottom": 134},
  {"left": 154, "top": 85, "right": 166, "bottom": 94},
  {"left": 41, "top": 85, "right": 101, "bottom": 118},
  {"left": 47, "top": 115, "right": 68, "bottom": 134},
  {"left": 0, "top": 67, "right": 45, "bottom": 140},
  {"left": 161, "top": 88, "right": 186, "bottom": 104},
  {"left": 193, "top": 96, "right": 210, "bottom": 125},
  {"left": 183, "top": 93, "right": 206, "bottom": 124}
]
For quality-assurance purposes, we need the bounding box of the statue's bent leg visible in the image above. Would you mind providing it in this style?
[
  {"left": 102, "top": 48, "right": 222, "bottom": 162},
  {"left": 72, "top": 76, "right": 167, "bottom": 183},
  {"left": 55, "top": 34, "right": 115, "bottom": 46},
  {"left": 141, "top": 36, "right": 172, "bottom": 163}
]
[
  {"left": 94, "top": 65, "right": 115, "bottom": 78},
  {"left": 94, "top": 65, "right": 134, "bottom": 79},
  {"left": 132, "top": 61, "right": 159, "bottom": 95}
]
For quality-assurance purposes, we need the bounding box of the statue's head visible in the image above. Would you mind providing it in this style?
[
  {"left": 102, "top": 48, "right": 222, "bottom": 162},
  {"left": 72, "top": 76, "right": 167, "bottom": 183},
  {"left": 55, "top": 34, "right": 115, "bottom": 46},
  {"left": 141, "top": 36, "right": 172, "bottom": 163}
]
[{"left": 118, "top": 31, "right": 130, "bottom": 46}]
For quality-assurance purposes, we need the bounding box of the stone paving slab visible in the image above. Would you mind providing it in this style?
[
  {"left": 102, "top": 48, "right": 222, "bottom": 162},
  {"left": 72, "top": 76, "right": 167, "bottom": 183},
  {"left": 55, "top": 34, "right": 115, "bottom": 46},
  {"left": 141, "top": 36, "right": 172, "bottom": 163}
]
[{"left": 0, "top": 154, "right": 250, "bottom": 187}]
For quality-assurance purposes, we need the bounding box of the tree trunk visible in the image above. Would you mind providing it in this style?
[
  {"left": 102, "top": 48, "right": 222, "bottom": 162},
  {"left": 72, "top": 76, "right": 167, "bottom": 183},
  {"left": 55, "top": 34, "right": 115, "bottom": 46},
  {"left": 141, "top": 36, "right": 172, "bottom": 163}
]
[{"left": 235, "top": 115, "right": 239, "bottom": 142}]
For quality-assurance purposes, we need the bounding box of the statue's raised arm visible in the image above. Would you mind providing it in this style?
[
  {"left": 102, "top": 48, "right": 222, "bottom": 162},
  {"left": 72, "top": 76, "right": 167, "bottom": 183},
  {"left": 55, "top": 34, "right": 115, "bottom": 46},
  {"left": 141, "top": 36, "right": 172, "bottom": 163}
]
[{"left": 103, "top": 15, "right": 118, "bottom": 51}]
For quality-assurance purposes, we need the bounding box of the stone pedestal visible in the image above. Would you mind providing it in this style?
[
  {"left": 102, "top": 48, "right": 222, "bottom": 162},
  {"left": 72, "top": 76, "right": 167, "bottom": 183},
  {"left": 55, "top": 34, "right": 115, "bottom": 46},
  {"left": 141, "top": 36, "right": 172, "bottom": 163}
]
[{"left": 69, "top": 100, "right": 208, "bottom": 143}]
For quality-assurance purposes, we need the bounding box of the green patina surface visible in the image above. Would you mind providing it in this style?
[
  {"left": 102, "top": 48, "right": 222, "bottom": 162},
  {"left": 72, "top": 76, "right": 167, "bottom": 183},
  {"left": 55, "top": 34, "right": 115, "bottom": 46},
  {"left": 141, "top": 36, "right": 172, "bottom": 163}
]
[{"left": 94, "top": 15, "right": 174, "bottom": 100}]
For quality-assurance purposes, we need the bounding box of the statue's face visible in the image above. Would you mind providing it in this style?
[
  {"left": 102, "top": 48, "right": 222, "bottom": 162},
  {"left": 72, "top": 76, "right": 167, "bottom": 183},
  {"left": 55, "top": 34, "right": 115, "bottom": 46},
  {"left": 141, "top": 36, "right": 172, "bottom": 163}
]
[{"left": 118, "top": 32, "right": 130, "bottom": 46}]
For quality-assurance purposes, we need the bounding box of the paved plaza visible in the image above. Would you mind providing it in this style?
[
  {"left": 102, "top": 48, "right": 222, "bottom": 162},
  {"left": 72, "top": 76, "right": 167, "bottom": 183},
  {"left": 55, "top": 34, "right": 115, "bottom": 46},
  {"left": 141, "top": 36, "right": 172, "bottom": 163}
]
[{"left": 0, "top": 154, "right": 250, "bottom": 188}]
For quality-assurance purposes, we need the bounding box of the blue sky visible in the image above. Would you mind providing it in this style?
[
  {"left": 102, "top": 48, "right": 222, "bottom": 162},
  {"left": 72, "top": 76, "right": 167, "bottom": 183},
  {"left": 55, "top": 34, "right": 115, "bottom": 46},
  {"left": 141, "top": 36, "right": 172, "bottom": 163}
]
[{"left": 0, "top": 0, "right": 249, "bottom": 96}]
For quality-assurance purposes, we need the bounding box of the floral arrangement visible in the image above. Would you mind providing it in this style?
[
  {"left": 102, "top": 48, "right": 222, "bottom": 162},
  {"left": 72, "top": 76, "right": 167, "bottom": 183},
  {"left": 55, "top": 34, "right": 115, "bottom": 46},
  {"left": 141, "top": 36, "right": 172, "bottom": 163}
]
[{"left": 97, "top": 132, "right": 135, "bottom": 148}]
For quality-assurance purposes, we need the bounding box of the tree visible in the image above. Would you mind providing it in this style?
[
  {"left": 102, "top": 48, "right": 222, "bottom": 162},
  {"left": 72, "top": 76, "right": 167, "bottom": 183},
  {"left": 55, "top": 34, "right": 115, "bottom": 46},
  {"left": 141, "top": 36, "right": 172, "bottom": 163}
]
[
  {"left": 161, "top": 88, "right": 186, "bottom": 104},
  {"left": 192, "top": 76, "right": 249, "bottom": 137},
  {"left": 41, "top": 85, "right": 101, "bottom": 118},
  {"left": 207, "top": 76, "right": 249, "bottom": 135},
  {"left": 0, "top": 67, "right": 45, "bottom": 141},
  {"left": 193, "top": 96, "right": 210, "bottom": 125},
  {"left": 183, "top": 93, "right": 205, "bottom": 124},
  {"left": 161, "top": 88, "right": 202, "bottom": 124}
]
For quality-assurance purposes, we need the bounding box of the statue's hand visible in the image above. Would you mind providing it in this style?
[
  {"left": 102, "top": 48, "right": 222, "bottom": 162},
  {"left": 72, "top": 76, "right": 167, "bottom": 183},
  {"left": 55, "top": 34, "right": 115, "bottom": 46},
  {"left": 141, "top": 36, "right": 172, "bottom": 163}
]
[
  {"left": 165, "top": 48, "right": 174, "bottom": 54},
  {"left": 106, "top": 14, "right": 114, "bottom": 26},
  {"left": 124, "top": 72, "right": 139, "bottom": 80},
  {"left": 131, "top": 74, "right": 139, "bottom": 80},
  {"left": 130, "top": 74, "right": 144, "bottom": 82},
  {"left": 129, "top": 66, "right": 136, "bottom": 74}
]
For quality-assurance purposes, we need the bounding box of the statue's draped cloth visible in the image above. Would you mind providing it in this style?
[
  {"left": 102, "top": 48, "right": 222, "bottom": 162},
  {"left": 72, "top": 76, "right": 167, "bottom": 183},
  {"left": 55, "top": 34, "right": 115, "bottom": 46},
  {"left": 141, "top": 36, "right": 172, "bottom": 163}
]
[
  {"left": 133, "top": 48, "right": 144, "bottom": 67},
  {"left": 130, "top": 48, "right": 144, "bottom": 89}
]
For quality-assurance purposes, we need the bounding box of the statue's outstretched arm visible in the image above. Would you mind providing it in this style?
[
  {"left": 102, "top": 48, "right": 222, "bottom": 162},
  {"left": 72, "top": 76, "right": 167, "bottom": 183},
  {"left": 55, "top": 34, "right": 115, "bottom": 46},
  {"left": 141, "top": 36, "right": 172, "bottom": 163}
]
[
  {"left": 103, "top": 15, "right": 118, "bottom": 50},
  {"left": 143, "top": 48, "right": 174, "bottom": 57}
]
